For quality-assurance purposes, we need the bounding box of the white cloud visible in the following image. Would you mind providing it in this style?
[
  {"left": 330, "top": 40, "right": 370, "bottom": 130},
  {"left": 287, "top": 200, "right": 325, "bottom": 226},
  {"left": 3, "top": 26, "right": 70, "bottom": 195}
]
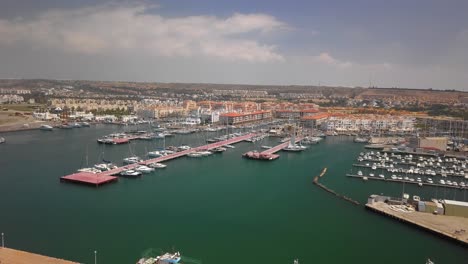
[
  {"left": 315, "top": 52, "right": 352, "bottom": 68},
  {"left": 0, "top": 3, "right": 285, "bottom": 62}
]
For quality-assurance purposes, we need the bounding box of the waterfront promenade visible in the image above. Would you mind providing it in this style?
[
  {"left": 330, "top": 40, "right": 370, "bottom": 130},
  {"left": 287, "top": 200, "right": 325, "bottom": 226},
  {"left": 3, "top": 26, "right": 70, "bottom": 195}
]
[{"left": 0, "top": 247, "right": 78, "bottom": 264}]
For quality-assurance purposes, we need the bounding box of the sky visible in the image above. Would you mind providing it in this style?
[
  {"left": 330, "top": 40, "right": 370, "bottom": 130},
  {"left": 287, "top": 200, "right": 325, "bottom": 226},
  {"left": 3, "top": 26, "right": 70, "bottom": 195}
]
[{"left": 1, "top": 0, "right": 468, "bottom": 90}]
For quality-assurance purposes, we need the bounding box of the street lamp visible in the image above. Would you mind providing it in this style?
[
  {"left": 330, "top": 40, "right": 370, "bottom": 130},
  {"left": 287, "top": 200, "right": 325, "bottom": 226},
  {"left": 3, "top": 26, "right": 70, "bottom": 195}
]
[
  {"left": 1, "top": 233, "right": 4, "bottom": 248},
  {"left": 94, "top": 250, "right": 97, "bottom": 264}
]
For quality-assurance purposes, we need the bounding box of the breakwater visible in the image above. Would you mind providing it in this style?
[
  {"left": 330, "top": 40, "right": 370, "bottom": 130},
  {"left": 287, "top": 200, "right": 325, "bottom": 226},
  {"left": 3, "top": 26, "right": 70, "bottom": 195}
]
[{"left": 313, "top": 168, "right": 360, "bottom": 206}]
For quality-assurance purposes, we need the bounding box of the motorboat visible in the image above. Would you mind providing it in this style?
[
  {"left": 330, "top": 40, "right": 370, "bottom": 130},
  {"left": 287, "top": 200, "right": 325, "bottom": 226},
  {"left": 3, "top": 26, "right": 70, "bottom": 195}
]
[
  {"left": 148, "top": 162, "right": 167, "bottom": 169},
  {"left": 187, "top": 152, "right": 204, "bottom": 158},
  {"left": 178, "top": 145, "right": 191, "bottom": 151},
  {"left": 197, "top": 151, "right": 213, "bottom": 156},
  {"left": 135, "top": 165, "right": 154, "bottom": 174},
  {"left": 357, "top": 170, "right": 363, "bottom": 176},
  {"left": 137, "top": 252, "right": 181, "bottom": 264},
  {"left": 148, "top": 151, "right": 166, "bottom": 158},
  {"left": 212, "top": 147, "right": 227, "bottom": 153},
  {"left": 40, "top": 124, "right": 53, "bottom": 131},
  {"left": 77, "top": 167, "right": 101, "bottom": 174},
  {"left": 123, "top": 156, "right": 141, "bottom": 164},
  {"left": 94, "top": 163, "right": 118, "bottom": 171},
  {"left": 0, "top": 137, "right": 5, "bottom": 144},
  {"left": 120, "top": 170, "right": 142, "bottom": 177}
]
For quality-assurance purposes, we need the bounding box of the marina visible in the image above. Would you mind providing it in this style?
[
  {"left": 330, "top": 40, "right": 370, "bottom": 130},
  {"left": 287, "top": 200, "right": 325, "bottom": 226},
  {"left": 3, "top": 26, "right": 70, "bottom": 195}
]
[
  {"left": 61, "top": 133, "right": 257, "bottom": 186},
  {"left": 1, "top": 126, "right": 466, "bottom": 264},
  {"left": 242, "top": 136, "right": 304, "bottom": 160}
]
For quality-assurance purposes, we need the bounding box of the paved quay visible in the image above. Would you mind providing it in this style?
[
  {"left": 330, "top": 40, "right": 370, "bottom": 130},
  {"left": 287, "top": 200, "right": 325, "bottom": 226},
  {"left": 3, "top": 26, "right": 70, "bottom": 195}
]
[
  {"left": 0, "top": 247, "right": 78, "bottom": 264},
  {"left": 366, "top": 202, "right": 468, "bottom": 246}
]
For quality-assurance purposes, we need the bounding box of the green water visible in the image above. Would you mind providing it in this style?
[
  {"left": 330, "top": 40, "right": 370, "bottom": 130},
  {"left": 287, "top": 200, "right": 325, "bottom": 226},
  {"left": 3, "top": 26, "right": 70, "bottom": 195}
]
[{"left": 0, "top": 125, "right": 467, "bottom": 264}]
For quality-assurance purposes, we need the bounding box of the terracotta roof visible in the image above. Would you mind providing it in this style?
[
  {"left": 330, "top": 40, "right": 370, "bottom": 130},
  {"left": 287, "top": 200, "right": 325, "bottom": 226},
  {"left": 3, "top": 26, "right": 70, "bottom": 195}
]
[{"left": 301, "top": 113, "right": 329, "bottom": 120}]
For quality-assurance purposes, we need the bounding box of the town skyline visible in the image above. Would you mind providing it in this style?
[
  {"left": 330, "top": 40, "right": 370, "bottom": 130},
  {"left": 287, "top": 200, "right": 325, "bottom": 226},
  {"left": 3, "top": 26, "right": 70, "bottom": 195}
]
[{"left": 1, "top": 0, "right": 468, "bottom": 90}]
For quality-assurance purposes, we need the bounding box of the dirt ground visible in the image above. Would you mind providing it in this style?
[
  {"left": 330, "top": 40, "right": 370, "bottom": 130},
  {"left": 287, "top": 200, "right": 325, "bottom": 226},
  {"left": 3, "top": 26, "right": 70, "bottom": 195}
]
[
  {"left": 0, "top": 110, "right": 47, "bottom": 132},
  {"left": 0, "top": 247, "right": 78, "bottom": 264}
]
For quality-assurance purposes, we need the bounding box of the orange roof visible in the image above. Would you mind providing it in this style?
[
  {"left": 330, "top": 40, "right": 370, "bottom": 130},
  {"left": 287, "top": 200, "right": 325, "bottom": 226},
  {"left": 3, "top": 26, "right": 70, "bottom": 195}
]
[{"left": 301, "top": 113, "right": 329, "bottom": 120}]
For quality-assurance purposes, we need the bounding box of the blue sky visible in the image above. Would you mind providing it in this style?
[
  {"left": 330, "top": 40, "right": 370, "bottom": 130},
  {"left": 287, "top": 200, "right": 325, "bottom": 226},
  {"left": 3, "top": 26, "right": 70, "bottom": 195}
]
[{"left": 1, "top": 0, "right": 468, "bottom": 90}]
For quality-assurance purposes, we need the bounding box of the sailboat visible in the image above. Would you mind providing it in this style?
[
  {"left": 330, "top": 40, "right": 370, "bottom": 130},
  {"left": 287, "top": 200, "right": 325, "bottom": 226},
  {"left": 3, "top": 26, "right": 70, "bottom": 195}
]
[
  {"left": 124, "top": 142, "right": 142, "bottom": 164},
  {"left": 77, "top": 145, "right": 101, "bottom": 173},
  {"left": 283, "top": 129, "right": 304, "bottom": 152}
]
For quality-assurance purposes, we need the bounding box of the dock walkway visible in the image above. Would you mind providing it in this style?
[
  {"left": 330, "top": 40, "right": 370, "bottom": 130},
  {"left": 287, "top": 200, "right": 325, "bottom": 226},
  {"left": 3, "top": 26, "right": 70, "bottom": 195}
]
[
  {"left": 0, "top": 247, "right": 78, "bottom": 264},
  {"left": 261, "top": 136, "right": 304, "bottom": 155},
  {"left": 61, "top": 133, "right": 256, "bottom": 186}
]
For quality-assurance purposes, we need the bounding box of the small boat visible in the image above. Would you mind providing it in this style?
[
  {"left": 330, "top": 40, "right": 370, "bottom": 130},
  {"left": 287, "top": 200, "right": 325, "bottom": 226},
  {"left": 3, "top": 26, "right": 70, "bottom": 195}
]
[
  {"left": 40, "top": 124, "right": 53, "bottom": 131},
  {"left": 77, "top": 167, "right": 101, "bottom": 174},
  {"left": 187, "top": 152, "right": 204, "bottom": 158},
  {"left": 71, "top": 122, "right": 82, "bottom": 128},
  {"left": 261, "top": 145, "right": 272, "bottom": 149},
  {"left": 354, "top": 137, "right": 368, "bottom": 143},
  {"left": 148, "top": 162, "right": 167, "bottom": 169},
  {"left": 120, "top": 170, "right": 142, "bottom": 177},
  {"left": 178, "top": 145, "right": 191, "bottom": 151},
  {"left": 212, "top": 147, "right": 227, "bottom": 153},
  {"left": 224, "top": 144, "right": 235, "bottom": 148},
  {"left": 137, "top": 252, "right": 181, "bottom": 264},
  {"left": 0, "top": 137, "right": 5, "bottom": 144},
  {"left": 123, "top": 156, "right": 141, "bottom": 164},
  {"left": 94, "top": 163, "right": 118, "bottom": 171},
  {"left": 59, "top": 124, "right": 73, "bottom": 129},
  {"left": 135, "top": 165, "right": 154, "bottom": 174},
  {"left": 198, "top": 151, "right": 213, "bottom": 156},
  {"left": 357, "top": 170, "right": 363, "bottom": 176},
  {"left": 148, "top": 151, "right": 166, "bottom": 158},
  {"left": 363, "top": 176, "right": 368, "bottom": 181},
  {"left": 80, "top": 122, "right": 90, "bottom": 127}
]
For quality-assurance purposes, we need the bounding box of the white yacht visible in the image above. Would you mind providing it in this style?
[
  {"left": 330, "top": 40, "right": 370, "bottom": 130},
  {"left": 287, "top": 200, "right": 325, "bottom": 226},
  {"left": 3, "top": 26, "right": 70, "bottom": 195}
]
[
  {"left": 94, "top": 163, "right": 118, "bottom": 171},
  {"left": 120, "top": 170, "right": 142, "bottom": 177},
  {"left": 40, "top": 124, "right": 53, "bottom": 131},
  {"left": 123, "top": 156, "right": 141, "bottom": 164},
  {"left": 148, "top": 162, "right": 167, "bottom": 169},
  {"left": 187, "top": 152, "right": 204, "bottom": 158},
  {"left": 198, "top": 150, "right": 213, "bottom": 156},
  {"left": 135, "top": 165, "right": 154, "bottom": 174},
  {"left": 77, "top": 167, "right": 101, "bottom": 174},
  {"left": 148, "top": 150, "right": 166, "bottom": 158},
  {"left": 178, "top": 145, "right": 191, "bottom": 151}
]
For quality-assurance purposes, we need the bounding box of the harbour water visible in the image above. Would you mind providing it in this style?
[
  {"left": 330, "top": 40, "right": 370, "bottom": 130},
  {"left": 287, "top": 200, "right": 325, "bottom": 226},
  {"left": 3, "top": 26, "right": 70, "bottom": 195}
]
[{"left": 0, "top": 125, "right": 467, "bottom": 263}]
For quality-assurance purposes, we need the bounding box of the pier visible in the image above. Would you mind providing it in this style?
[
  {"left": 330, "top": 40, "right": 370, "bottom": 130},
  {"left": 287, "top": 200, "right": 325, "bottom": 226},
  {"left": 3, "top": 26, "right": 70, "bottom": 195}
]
[
  {"left": 0, "top": 247, "right": 78, "bottom": 264},
  {"left": 242, "top": 136, "right": 304, "bottom": 160},
  {"left": 261, "top": 136, "right": 304, "bottom": 155},
  {"left": 366, "top": 201, "right": 468, "bottom": 246},
  {"left": 346, "top": 174, "right": 468, "bottom": 190},
  {"left": 61, "top": 133, "right": 256, "bottom": 186}
]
